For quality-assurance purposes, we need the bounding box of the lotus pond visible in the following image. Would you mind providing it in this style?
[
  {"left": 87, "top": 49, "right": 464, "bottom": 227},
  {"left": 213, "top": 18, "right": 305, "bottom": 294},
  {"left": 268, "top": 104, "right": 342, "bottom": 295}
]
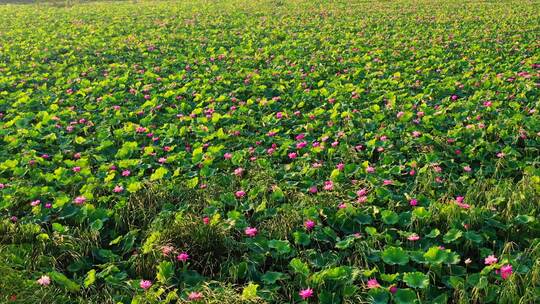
[{"left": 0, "top": 0, "right": 539, "bottom": 303}]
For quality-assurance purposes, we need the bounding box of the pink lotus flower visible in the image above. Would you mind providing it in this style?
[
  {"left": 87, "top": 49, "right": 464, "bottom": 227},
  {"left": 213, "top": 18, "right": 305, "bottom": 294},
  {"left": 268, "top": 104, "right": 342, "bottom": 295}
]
[
  {"left": 323, "top": 181, "right": 334, "bottom": 191},
  {"left": 299, "top": 288, "right": 314, "bottom": 300},
  {"left": 396, "top": 111, "right": 404, "bottom": 118},
  {"left": 412, "top": 131, "right": 421, "bottom": 137},
  {"left": 122, "top": 170, "right": 131, "bottom": 177},
  {"left": 483, "top": 101, "right": 492, "bottom": 107},
  {"left": 158, "top": 157, "right": 167, "bottom": 164},
  {"left": 113, "top": 185, "right": 124, "bottom": 193},
  {"left": 336, "top": 163, "right": 345, "bottom": 171},
  {"left": 408, "top": 234, "right": 420, "bottom": 241},
  {"left": 296, "top": 141, "right": 307, "bottom": 149},
  {"left": 0, "top": 183, "right": 4, "bottom": 189},
  {"left": 383, "top": 180, "right": 393, "bottom": 185},
  {"left": 203, "top": 217, "right": 210, "bottom": 225},
  {"left": 234, "top": 167, "right": 244, "bottom": 177},
  {"left": 296, "top": 134, "right": 305, "bottom": 140},
  {"left": 177, "top": 252, "right": 189, "bottom": 262},
  {"left": 338, "top": 203, "right": 347, "bottom": 209},
  {"left": 288, "top": 152, "right": 297, "bottom": 159},
  {"left": 72, "top": 166, "right": 81, "bottom": 172},
  {"left": 366, "top": 166, "right": 375, "bottom": 173},
  {"left": 304, "top": 220, "right": 315, "bottom": 231},
  {"left": 500, "top": 264, "right": 512, "bottom": 280},
  {"left": 73, "top": 196, "right": 86, "bottom": 205},
  {"left": 451, "top": 95, "right": 458, "bottom": 101},
  {"left": 389, "top": 285, "right": 398, "bottom": 294},
  {"left": 409, "top": 198, "right": 418, "bottom": 206},
  {"left": 367, "top": 278, "right": 381, "bottom": 289},
  {"left": 224, "top": 153, "right": 232, "bottom": 159},
  {"left": 235, "top": 190, "right": 246, "bottom": 198},
  {"left": 245, "top": 227, "right": 258, "bottom": 237},
  {"left": 484, "top": 255, "right": 498, "bottom": 265},
  {"left": 463, "top": 166, "right": 472, "bottom": 172},
  {"left": 497, "top": 152, "right": 505, "bottom": 158},
  {"left": 455, "top": 196, "right": 470, "bottom": 209},
  {"left": 308, "top": 186, "right": 318, "bottom": 194},
  {"left": 276, "top": 112, "right": 283, "bottom": 119},
  {"left": 188, "top": 292, "right": 203, "bottom": 301},
  {"left": 37, "top": 275, "right": 51, "bottom": 286},
  {"left": 140, "top": 280, "right": 152, "bottom": 290},
  {"left": 357, "top": 188, "right": 368, "bottom": 196},
  {"left": 31, "top": 200, "right": 41, "bottom": 207}
]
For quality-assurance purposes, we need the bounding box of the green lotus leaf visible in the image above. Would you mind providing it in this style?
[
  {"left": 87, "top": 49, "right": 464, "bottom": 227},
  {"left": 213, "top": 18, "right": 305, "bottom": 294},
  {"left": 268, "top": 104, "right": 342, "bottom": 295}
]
[
  {"left": 382, "top": 246, "right": 409, "bottom": 265},
  {"left": 402, "top": 272, "right": 429, "bottom": 289}
]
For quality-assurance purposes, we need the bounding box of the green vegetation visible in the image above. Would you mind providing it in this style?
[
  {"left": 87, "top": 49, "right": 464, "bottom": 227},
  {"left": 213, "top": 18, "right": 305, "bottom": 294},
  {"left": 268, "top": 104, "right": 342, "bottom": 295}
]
[{"left": 0, "top": 0, "right": 539, "bottom": 303}]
